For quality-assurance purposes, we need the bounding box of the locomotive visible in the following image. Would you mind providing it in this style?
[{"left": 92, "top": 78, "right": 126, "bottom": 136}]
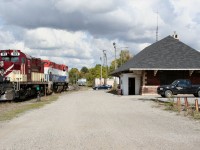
[{"left": 0, "top": 49, "right": 69, "bottom": 101}]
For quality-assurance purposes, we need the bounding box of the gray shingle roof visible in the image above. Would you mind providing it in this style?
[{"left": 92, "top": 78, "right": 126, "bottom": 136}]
[{"left": 112, "top": 35, "right": 200, "bottom": 75}]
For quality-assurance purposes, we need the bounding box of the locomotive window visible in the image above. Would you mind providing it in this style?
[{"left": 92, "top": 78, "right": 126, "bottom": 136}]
[
  {"left": 2, "top": 57, "right": 10, "bottom": 61},
  {"left": 11, "top": 57, "right": 19, "bottom": 62}
]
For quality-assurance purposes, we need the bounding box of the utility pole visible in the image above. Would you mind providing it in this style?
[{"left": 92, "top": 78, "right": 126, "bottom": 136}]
[
  {"left": 113, "top": 42, "right": 117, "bottom": 89},
  {"left": 113, "top": 42, "right": 117, "bottom": 69},
  {"left": 156, "top": 11, "right": 159, "bottom": 42},
  {"left": 100, "top": 57, "right": 102, "bottom": 85},
  {"left": 102, "top": 50, "right": 108, "bottom": 84}
]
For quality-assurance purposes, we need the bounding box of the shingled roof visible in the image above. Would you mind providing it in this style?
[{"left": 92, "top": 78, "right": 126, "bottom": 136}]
[{"left": 112, "top": 35, "right": 200, "bottom": 75}]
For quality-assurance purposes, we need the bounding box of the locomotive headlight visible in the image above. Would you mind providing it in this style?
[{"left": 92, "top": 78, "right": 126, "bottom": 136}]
[{"left": 0, "top": 61, "right": 4, "bottom": 67}]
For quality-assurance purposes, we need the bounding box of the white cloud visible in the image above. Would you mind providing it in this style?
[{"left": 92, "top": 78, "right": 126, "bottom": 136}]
[
  {"left": 0, "top": 0, "right": 200, "bottom": 69},
  {"left": 54, "top": 0, "right": 115, "bottom": 14}
]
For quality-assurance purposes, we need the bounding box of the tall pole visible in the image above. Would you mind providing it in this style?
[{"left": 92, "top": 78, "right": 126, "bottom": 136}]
[
  {"left": 120, "top": 50, "right": 123, "bottom": 66},
  {"left": 113, "top": 42, "right": 117, "bottom": 89},
  {"left": 156, "top": 11, "right": 159, "bottom": 42},
  {"left": 113, "top": 42, "right": 117, "bottom": 70},
  {"left": 100, "top": 57, "right": 102, "bottom": 85},
  {"left": 103, "top": 50, "right": 106, "bottom": 76},
  {"left": 103, "top": 50, "right": 107, "bottom": 84}
]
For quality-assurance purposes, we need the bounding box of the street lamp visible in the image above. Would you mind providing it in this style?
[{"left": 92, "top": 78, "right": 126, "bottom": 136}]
[
  {"left": 113, "top": 42, "right": 117, "bottom": 90},
  {"left": 113, "top": 42, "right": 117, "bottom": 70}
]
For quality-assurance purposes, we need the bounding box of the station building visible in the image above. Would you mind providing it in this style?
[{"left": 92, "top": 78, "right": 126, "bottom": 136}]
[{"left": 111, "top": 34, "right": 200, "bottom": 95}]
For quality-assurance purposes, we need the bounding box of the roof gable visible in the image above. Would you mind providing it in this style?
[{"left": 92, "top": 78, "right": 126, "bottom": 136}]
[{"left": 112, "top": 35, "right": 200, "bottom": 74}]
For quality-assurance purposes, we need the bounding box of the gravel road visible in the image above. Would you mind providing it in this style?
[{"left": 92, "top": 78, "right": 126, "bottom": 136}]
[{"left": 0, "top": 90, "right": 200, "bottom": 150}]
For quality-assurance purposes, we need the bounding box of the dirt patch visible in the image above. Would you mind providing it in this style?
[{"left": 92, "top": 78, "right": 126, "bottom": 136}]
[{"left": 0, "top": 86, "right": 88, "bottom": 122}]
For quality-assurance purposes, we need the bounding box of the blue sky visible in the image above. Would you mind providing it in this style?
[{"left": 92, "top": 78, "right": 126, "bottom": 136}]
[{"left": 0, "top": 0, "right": 199, "bottom": 69}]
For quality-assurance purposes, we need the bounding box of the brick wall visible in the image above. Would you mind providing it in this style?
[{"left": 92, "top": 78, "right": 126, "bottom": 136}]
[
  {"left": 189, "top": 72, "right": 200, "bottom": 84},
  {"left": 146, "top": 70, "right": 160, "bottom": 85},
  {"left": 140, "top": 70, "right": 200, "bottom": 95},
  {"left": 141, "top": 86, "right": 158, "bottom": 95}
]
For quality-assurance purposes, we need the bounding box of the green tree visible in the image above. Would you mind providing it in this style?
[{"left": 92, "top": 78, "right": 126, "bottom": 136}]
[
  {"left": 85, "top": 64, "right": 108, "bottom": 86},
  {"left": 79, "top": 66, "right": 89, "bottom": 79},
  {"left": 69, "top": 68, "right": 79, "bottom": 84},
  {"left": 119, "top": 50, "right": 132, "bottom": 66},
  {"left": 109, "top": 50, "right": 132, "bottom": 73},
  {"left": 80, "top": 66, "right": 89, "bottom": 74}
]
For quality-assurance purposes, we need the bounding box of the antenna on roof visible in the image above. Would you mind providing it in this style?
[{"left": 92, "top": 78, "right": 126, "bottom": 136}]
[{"left": 156, "top": 11, "right": 159, "bottom": 42}]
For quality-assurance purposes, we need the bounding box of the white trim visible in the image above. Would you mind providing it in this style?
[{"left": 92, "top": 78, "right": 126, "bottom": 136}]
[{"left": 4, "top": 64, "right": 14, "bottom": 74}]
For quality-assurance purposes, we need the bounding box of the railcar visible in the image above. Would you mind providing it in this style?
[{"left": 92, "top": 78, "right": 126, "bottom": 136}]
[
  {"left": 42, "top": 60, "right": 69, "bottom": 92},
  {"left": 0, "top": 49, "right": 69, "bottom": 101}
]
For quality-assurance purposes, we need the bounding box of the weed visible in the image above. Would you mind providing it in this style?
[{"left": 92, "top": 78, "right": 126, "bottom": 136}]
[
  {"left": 193, "top": 111, "right": 200, "bottom": 119},
  {"left": 0, "top": 94, "right": 59, "bottom": 122}
]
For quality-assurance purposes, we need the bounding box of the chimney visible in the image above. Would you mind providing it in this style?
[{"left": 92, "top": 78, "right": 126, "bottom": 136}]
[{"left": 172, "top": 31, "right": 179, "bottom": 40}]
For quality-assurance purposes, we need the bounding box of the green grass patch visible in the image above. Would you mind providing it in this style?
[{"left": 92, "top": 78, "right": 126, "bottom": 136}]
[{"left": 0, "top": 94, "right": 59, "bottom": 122}]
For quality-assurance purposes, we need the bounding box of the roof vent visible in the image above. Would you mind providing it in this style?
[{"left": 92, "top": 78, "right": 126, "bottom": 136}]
[{"left": 172, "top": 31, "right": 179, "bottom": 40}]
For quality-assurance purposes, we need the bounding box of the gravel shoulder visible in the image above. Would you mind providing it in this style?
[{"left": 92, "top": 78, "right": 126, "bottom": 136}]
[{"left": 0, "top": 90, "right": 200, "bottom": 150}]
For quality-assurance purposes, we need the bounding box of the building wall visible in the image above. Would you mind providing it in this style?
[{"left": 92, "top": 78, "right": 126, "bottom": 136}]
[
  {"left": 120, "top": 71, "right": 142, "bottom": 95},
  {"left": 94, "top": 78, "right": 119, "bottom": 86},
  {"left": 189, "top": 71, "right": 200, "bottom": 84},
  {"left": 120, "top": 70, "right": 200, "bottom": 95},
  {"left": 142, "top": 70, "right": 200, "bottom": 95},
  {"left": 146, "top": 70, "right": 160, "bottom": 85}
]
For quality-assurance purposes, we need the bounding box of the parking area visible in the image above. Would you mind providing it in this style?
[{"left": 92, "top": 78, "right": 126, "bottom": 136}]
[{"left": 1, "top": 90, "right": 200, "bottom": 150}]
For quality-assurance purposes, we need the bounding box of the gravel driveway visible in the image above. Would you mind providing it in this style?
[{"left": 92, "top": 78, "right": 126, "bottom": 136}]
[{"left": 0, "top": 90, "right": 200, "bottom": 150}]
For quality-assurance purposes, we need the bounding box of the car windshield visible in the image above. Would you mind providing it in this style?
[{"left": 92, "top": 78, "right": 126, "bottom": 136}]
[{"left": 171, "top": 80, "right": 178, "bottom": 86}]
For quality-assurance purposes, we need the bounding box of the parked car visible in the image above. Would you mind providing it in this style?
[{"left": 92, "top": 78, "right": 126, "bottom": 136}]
[
  {"left": 93, "top": 84, "right": 112, "bottom": 90},
  {"left": 157, "top": 79, "right": 200, "bottom": 98}
]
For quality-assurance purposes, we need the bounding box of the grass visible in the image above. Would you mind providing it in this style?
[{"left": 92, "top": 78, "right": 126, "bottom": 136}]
[
  {"left": 153, "top": 97, "right": 200, "bottom": 120},
  {"left": 0, "top": 94, "right": 59, "bottom": 122},
  {"left": 193, "top": 111, "right": 200, "bottom": 119}
]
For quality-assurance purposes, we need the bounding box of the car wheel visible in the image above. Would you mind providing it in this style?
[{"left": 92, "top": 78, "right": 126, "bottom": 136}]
[
  {"left": 198, "top": 90, "right": 200, "bottom": 97},
  {"left": 164, "top": 90, "right": 173, "bottom": 98}
]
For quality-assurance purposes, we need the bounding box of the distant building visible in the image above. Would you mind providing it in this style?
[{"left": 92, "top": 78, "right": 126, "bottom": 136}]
[
  {"left": 77, "top": 78, "right": 87, "bottom": 86},
  {"left": 111, "top": 34, "right": 200, "bottom": 95},
  {"left": 94, "top": 78, "right": 119, "bottom": 86}
]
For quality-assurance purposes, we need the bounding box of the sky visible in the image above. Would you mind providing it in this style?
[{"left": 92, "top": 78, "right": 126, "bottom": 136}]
[{"left": 0, "top": 0, "right": 200, "bottom": 70}]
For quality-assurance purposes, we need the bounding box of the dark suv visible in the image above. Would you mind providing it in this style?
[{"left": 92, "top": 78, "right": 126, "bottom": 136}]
[{"left": 157, "top": 79, "right": 200, "bottom": 98}]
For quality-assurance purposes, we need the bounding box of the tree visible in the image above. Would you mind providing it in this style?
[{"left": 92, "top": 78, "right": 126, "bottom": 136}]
[
  {"left": 69, "top": 68, "right": 79, "bottom": 84},
  {"left": 109, "top": 50, "right": 132, "bottom": 73},
  {"left": 119, "top": 50, "right": 132, "bottom": 66},
  {"left": 84, "top": 64, "right": 108, "bottom": 86},
  {"left": 80, "top": 66, "right": 89, "bottom": 74}
]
